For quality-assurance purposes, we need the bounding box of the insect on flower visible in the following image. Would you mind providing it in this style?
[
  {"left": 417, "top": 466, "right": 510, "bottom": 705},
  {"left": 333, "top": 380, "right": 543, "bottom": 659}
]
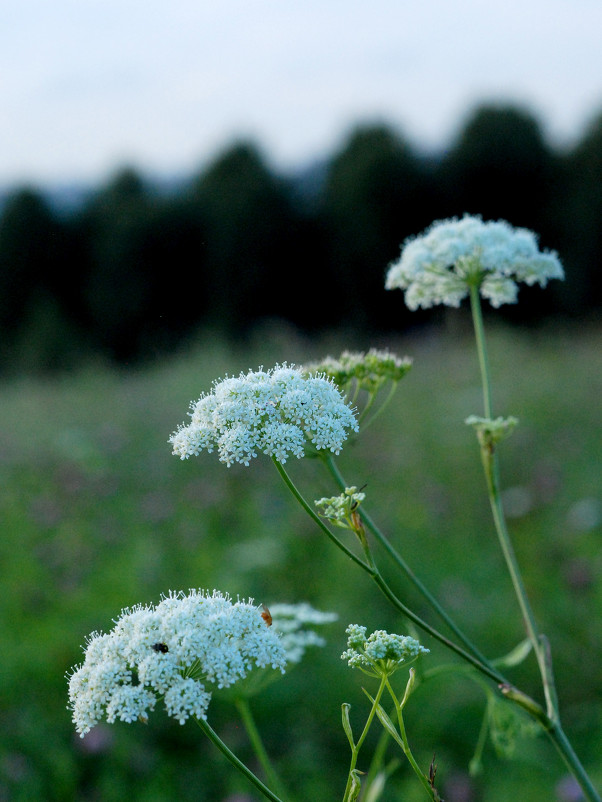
[
  {"left": 152, "top": 642, "right": 169, "bottom": 653},
  {"left": 261, "top": 604, "right": 273, "bottom": 627}
]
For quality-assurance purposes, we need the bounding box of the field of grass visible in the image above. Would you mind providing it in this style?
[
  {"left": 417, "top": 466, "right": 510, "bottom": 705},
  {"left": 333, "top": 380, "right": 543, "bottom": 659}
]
[{"left": 0, "top": 320, "right": 600, "bottom": 801}]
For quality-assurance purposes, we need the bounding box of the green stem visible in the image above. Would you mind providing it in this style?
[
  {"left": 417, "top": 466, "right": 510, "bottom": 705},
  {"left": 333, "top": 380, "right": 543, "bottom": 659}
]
[
  {"left": 369, "top": 571, "right": 506, "bottom": 685},
  {"left": 343, "top": 675, "right": 388, "bottom": 802},
  {"left": 469, "top": 287, "right": 599, "bottom": 800},
  {"left": 235, "top": 697, "right": 292, "bottom": 802},
  {"left": 274, "top": 456, "right": 506, "bottom": 685},
  {"left": 469, "top": 284, "right": 558, "bottom": 721},
  {"left": 469, "top": 696, "right": 493, "bottom": 776},
  {"left": 323, "top": 454, "right": 495, "bottom": 671},
  {"left": 195, "top": 716, "right": 286, "bottom": 802},
  {"left": 487, "top": 469, "right": 558, "bottom": 719},
  {"left": 499, "top": 686, "right": 600, "bottom": 801},
  {"left": 469, "top": 284, "right": 493, "bottom": 419},
  {"left": 545, "top": 723, "right": 601, "bottom": 802},
  {"left": 363, "top": 715, "right": 396, "bottom": 794},
  {"left": 276, "top": 444, "right": 600, "bottom": 799},
  {"left": 359, "top": 382, "right": 398, "bottom": 432},
  {"left": 385, "top": 677, "right": 438, "bottom": 800},
  {"left": 276, "top": 455, "right": 506, "bottom": 685},
  {"left": 272, "top": 457, "right": 372, "bottom": 572}
]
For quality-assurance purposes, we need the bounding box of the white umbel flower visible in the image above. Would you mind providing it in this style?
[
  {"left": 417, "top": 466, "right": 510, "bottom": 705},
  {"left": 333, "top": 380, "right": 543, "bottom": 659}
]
[
  {"left": 269, "top": 602, "right": 338, "bottom": 664},
  {"left": 386, "top": 215, "right": 564, "bottom": 310},
  {"left": 169, "top": 363, "right": 358, "bottom": 465},
  {"left": 67, "top": 590, "right": 286, "bottom": 737}
]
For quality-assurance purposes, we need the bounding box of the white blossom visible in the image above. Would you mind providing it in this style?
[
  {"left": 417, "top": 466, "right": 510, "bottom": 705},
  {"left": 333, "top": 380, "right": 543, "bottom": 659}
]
[
  {"left": 269, "top": 602, "right": 338, "bottom": 664},
  {"left": 67, "top": 590, "right": 286, "bottom": 737},
  {"left": 386, "top": 215, "right": 564, "bottom": 310},
  {"left": 169, "top": 364, "right": 358, "bottom": 465}
]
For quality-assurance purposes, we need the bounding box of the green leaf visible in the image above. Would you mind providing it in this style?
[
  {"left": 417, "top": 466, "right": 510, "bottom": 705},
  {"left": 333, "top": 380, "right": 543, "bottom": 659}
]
[
  {"left": 494, "top": 638, "right": 533, "bottom": 668},
  {"left": 341, "top": 702, "right": 355, "bottom": 749},
  {"left": 348, "top": 769, "right": 363, "bottom": 801}
]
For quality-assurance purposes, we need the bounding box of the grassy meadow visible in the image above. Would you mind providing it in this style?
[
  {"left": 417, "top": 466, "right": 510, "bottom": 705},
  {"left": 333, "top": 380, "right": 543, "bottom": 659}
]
[{"left": 0, "top": 320, "right": 600, "bottom": 801}]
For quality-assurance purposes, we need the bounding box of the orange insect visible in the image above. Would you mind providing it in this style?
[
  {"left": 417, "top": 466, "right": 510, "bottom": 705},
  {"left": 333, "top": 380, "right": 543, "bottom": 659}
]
[{"left": 260, "top": 604, "right": 273, "bottom": 627}]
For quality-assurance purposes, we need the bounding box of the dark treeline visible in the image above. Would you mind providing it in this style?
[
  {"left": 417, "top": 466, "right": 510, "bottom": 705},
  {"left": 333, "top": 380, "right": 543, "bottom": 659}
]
[{"left": 1, "top": 102, "right": 601, "bottom": 373}]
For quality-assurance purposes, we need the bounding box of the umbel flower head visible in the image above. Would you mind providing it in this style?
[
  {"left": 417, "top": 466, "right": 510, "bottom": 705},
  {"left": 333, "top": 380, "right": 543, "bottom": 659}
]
[
  {"left": 386, "top": 215, "right": 564, "bottom": 310},
  {"left": 304, "top": 349, "right": 412, "bottom": 396},
  {"left": 269, "top": 602, "right": 339, "bottom": 664},
  {"left": 67, "top": 590, "right": 286, "bottom": 737},
  {"left": 169, "top": 363, "right": 358, "bottom": 466},
  {"left": 342, "top": 624, "right": 429, "bottom": 679}
]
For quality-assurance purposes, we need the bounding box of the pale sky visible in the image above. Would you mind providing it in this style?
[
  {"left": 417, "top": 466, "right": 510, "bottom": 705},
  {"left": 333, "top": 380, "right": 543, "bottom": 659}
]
[{"left": 2, "top": 0, "right": 602, "bottom": 186}]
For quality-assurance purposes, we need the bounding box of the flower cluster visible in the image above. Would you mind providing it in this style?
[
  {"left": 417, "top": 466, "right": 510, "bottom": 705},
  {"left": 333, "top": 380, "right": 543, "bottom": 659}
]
[
  {"left": 342, "top": 625, "right": 429, "bottom": 678},
  {"left": 67, "top": 590, "right": 286, "bottom": 737},
  {"left": 465, "top": 415, "right": 519, "bottom": 448},
  {"left": 169, "top": 364, "right": 358, "bottom": 466},
  {"left": 269, "top": 602, "right": 339, "bottom": 664},
  {"left": 315, "top": 487, "right": 366, "bottom": 530},
  {"left": 305, "top": 349, "right": 412, "bottom": 396},
  {"left": 385, "top": 215, "right": 564, "bottom": 310}
]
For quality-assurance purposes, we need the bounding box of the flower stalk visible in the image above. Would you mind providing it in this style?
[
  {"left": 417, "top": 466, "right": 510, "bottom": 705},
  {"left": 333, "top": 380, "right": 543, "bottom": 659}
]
[
  {"left": 322, "top": 454, "right": 496, "bottom": 673},
  {"left": 195, "top": 716, "right": 286, "bottom": 802},
  {"left": 234, "top": 697, "right": 292, "bottom": 802},
  {"left": 469, "top": 284, "right": 558, "bottom": 721},
  {"left": 275, "top": 456, "right": 507, "bottom": 686},
  {"left": 468, "top": 286, "right": 599, "bottom": 801}
]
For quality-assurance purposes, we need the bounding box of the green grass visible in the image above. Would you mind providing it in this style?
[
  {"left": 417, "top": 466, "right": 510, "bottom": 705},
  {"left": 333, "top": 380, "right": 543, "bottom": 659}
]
[{"left": 0, "top": 321, "right": 600, "bottom": 801}]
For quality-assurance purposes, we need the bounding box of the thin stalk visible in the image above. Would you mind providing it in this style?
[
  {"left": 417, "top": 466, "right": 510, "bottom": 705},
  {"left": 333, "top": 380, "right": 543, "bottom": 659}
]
[
  {"left": 369, "top": 571, "right": 506, "bottom": 685},
  {"left": 545, "top": 723, "right": 601, "bottom": 802},
  {"left": 363, "top": 716, "right": 395, "bottom": 795},
  {"left": 468, "top": 289, "right": 600, "bottom": 799},
  {"left": 385, "top": 677, "right": 438, "bottom": 800},
  {"left": 487, "top": 467, "right": 558, "bottom": 719},
  {"left": 468, "top": 285, "right": 558, "bottom": 721},
  {"left": 358, "top": 382, "right": 399, "bottom": 432},
  {"left": 275, "top": 449, "right": 600, "bottom": 799},
  {"left": 468, "top": 284, "right": 493, "bottom": 419},
  {"left": 343, "top": 675, "right": 388, "bottom": 802},
  {"left": 235, "top": 697, "right": 292, "bottom": 802},
  {"left": 272, "top": 457, "right": 371, "bottom": 572},
  {"left": 195, "top": 716, "right": 286, "bottom": 802},
  {"left": 468, "top": 697, "right": 492, "bottom": 777},
  {"left": 275, "top": 456, "right": 507, "bottom": 684},
  {"left": 323, "top": 454, "right": 494, "bottom": 671}
]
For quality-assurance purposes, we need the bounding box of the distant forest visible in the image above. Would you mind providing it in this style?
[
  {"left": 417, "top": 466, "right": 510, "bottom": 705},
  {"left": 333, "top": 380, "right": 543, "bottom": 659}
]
[{"left": 1, "top": 102, "right": 601, "bottom": 373}]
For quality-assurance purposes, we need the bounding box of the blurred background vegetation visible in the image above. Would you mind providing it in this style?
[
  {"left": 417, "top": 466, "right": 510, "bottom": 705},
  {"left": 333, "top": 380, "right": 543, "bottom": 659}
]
[
  {"left": 1, "top": 101, "right": 602, "bottom": 375},
  {"left": 0, "top": 102, "right": 601, "bottom": 801},
  {"left": 0, "top": 324, "right": 600, "bottom": 801}
]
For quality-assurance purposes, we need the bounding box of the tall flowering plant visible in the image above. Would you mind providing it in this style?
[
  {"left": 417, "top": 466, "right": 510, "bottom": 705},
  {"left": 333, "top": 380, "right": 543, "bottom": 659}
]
[{"left": 68, "top": 215, "right": 599, "bottom": 801}]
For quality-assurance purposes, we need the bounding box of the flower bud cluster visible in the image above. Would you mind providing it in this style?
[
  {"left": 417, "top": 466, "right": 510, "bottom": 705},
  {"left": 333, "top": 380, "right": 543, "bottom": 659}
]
[
  {"left": 342, "top": 624, "right": 429, "bottom": 677},
  {"left": 305, "top": 349, "right": 412, "bottom": 396},
  {"left": 315, "top": 487, "right": 366, "bottom": 529},
  {"left": 386, "top": 215, "right": 564, "bottom": 310},
  {"left": 67, "top": 590, "right": 286, "bottom": 737},
  {"left": 169, "top": 363, "right": 358, "bottom": 466}
]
